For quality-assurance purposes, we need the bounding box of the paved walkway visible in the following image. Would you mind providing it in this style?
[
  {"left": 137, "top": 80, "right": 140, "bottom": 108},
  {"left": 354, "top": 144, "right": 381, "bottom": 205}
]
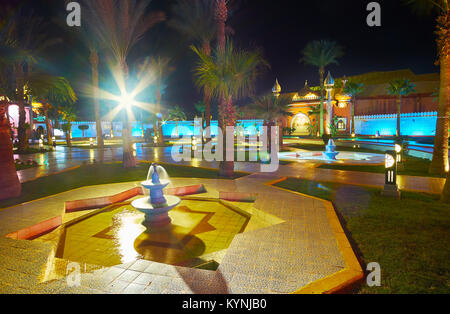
[
  {"left": 0, "top": 175, "right": 359, "bottom": 294},
  {"left": 15, "top": 145, "right": 446, "bottom": 194}
]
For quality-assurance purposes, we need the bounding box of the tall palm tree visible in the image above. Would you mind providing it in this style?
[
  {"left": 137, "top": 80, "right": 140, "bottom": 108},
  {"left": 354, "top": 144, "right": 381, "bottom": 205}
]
[
  {"left": 191, "top": 41, "right": 268, "bottom": 177},
  {"left": 139, "top": 56, "right": 174, "bottom": 145},
  {"left": 168, "top": 105, "right": 187, "bottom": 137},
  {"left": 84, "top": 0, "right": 165, "bottom": 168},
  {"left": 89, "top": 48, "right": 104, "bottom": 149},
  {"left": 387, "top": 79, "right": 416, "bottom": 137},
  {"left": 246, "top": 94, "right": 292, "bottom": 149},
  {"left": 0, "top": 10, "right": 61, "bottom": 152},
  {"left": 169, "top": 0, "right": 216, "bottom": 136},
  {"left": 405, "top": 0, "right": 449, "bottom": 176},
  {"left": 343, "top": 81, "right": 364, "bottom": 136},
  {"left": 301, "top": 40, "right": 344, "bottom": 136}
]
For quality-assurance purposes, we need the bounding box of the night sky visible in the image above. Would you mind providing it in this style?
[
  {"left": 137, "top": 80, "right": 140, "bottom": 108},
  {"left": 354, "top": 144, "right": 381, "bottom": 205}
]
[{"left": 2, "top": 0, "right": 439, "bottom": 119}]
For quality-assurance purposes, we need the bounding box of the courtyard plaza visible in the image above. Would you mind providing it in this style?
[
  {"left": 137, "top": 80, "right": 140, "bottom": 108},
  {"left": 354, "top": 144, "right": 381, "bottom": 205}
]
[{"left": 0, "top": 174, "right": 359, "bottom": 294}]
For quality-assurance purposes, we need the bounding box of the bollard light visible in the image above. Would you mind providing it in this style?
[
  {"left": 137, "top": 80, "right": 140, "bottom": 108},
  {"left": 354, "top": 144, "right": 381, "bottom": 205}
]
[
  {"left": 382, "top": 150, "right": 400, "bottom": 198},
  {"left": 395, "top": 142, "right": 402, "bottom": 163},
  {"left": 191, "top": 136, "right": 197, "bottom": 151},
  {"left": 39, "top": 139, "right": 43, "bottom": 149},
  {"left": 90, "top": 137, "right": 94, "bottom": 147},
  {"left": 153, "top": 136, "right": 158, "bottom": 144}
]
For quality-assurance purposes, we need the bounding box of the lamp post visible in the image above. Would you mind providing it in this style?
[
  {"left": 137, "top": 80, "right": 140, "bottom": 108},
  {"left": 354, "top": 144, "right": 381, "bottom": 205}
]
[
  {"left": 382, "top": 150, "right": 401, "bottom": 198},
  {"left": 324, "top": 72, "right": 335, "bottom": 135}
]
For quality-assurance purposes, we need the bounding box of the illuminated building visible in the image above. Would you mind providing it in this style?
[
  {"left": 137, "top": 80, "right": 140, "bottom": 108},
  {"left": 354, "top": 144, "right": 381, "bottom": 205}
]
[{"left": 275, "top": 69, "right": 440, "bottom": 136}]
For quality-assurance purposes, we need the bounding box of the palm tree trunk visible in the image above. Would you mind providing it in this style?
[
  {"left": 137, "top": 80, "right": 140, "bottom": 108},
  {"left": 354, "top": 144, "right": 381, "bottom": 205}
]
[
  {"left": 430, "top": 32, "right": 449, "bottom": 175},
  {"left": 203, "top": 41, "right": 212, "bottom": 140},
  {"left": 90, "top": 49, "right": 104, "bottom": 149},
  {"left": 215, "top": 0, "right": 233, "bottom": 177},
  {"left": 156, "top": 88, "right": 164, "bottom": 145},
  {"left": 120, "top": 60, "right": 136, "bottom": 168},
  {"left": 16, "top": 64, "right": 28, "bottom": 152},
  {"left": 442, "top": 168, "right": 450, "bottom": 202},
  {"left": 279, "top": 121, "right": 283, "bottom": 148},
  {"left": 319, "top": 67, "right": 325, "bottom": 136},
  {"left": 397, "top": 95, "right": 402, "bottom": 137},
  {"left": 351, "top": 96, "right": 355, "bottom": 135},
  {"left": 44, "top": 106, "right": 53, "bottom": 146},
  {"left": 0, "top": 104, "right": 21, "bottom": 200}
]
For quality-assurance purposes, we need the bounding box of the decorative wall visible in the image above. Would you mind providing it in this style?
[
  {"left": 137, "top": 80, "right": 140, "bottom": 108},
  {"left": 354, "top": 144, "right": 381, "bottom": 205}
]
[{"left": 355, "top": 112, "right": 438, "bottom": 136}]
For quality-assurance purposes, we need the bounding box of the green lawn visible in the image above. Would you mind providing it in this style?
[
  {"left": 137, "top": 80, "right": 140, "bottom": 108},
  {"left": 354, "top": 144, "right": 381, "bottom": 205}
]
[
  {"left": 318, "top": 155, "right": 444, "bottom": 178},
  {"left": 0, "top": 162, "right": 248, "bottom": 210},
  {"left": 275, "top": 177, "right": 450, "bottom": 294},
  {"left": 15, "top": 163, "right": 38, "bottom": 171}
]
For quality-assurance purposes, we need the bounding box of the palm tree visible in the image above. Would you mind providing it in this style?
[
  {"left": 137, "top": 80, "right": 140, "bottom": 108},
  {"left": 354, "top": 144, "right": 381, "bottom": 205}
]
[
  {"left": 343, "top": 81, "right": 364, "bottom": 136},
  {"left": 307, "top": 104, "right": 327, "bottom": 137},
  {"left": 191, "top": 41, "right": 268, "bottom": 177},
  {"left": 195, "top": 101, "right": 206, "bottom": 121},
  {"left": 84, "top": 0, "right": 165, "bottom": 168},
  {"left": 139, "top": 56, "right": 174, "bottom": 145},
  {"left": 168, "top": 105, "right": 187, "bottom": 137},
  {"left": 246, "top": 94, "right": 292, "bottom": 149},
  {"left": 29, "top": 75, "right": 77, "bottom": 146},
  {"left": 405, "top": 1, "right": 449, "bottom": 176},
  {"left": 301, "top": 40, "right": 344, "bottom": 136},
  {"left": 386, "top": 79, "right": 416, "bottom": 137},
  {"left": 88, "top": 48, "right": 104, "bottom": 149},
  {"left": 0, "top": 10, "right": 61, "bottom": 152},
  {"left": 169, "top": 0, "right": 216, "bottom": 136},
  {"left": 59, "top": 104, "right": 77, "bottom": 147}
]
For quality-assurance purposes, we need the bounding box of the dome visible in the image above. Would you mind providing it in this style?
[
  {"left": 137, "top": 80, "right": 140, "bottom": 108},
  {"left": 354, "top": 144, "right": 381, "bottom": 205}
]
[{"left": 272, "top": 78, "right": 281, "bottom": 95}]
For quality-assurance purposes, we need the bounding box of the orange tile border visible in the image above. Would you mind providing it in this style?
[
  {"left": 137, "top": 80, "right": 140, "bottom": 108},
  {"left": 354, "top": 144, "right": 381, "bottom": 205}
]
[{"left": 266, "top": 178, "right": 364, "bottom": 294}]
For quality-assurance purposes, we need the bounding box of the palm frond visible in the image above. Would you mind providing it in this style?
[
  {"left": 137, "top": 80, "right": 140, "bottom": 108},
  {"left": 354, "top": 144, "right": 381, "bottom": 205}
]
[{"left": 301, "top": 40, "right": 344, "bottom": 68}]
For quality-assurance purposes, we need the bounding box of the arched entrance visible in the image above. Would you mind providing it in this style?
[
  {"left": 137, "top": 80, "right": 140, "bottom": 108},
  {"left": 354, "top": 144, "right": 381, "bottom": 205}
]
[{"left": 290, "top": 113, "right": 311, "bottom": 135}]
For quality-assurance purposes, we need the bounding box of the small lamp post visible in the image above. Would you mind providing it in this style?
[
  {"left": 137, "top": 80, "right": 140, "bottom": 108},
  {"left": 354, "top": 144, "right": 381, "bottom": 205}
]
[
  {"left": 381, "top": 150, "right": 401, "bottom": 198},
  {"left": 324, "top": 72, "right": 335, "bottom": 135},
  {"left": 191, "top": 136, "right": 197, "bottom": 151},
  {"left": 89, "top": 137, "right": 94, "bottom": 147}
]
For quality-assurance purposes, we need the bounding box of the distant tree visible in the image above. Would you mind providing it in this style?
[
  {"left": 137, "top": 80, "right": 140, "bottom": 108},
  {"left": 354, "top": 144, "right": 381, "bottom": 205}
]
[
  {"left": 168, "top": 105, "right": 187, "bottom": 136},
  {"left": 343, "top": 81, "right": 364, "bottom": 135},
  {"left": 386, "top": 79, "right": 416, "bottom": 137},
  {"left": 78, "top": 125, "right": 89, "bottom": 138},
  {"left": 246, "top": 94, "right": 292, "bottom": 149},
  {"left": 30, "top": 74, "right": 77, "bottom": 145},
  {"left": 59, "top": 104, "right": 77, "bottom": 146}
]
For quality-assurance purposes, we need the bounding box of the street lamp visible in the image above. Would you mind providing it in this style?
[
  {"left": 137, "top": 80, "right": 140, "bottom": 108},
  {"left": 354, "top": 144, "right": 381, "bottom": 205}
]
[
  {"left": 324, "top": 72, "right": 335, "bottom": 135},
  {"left": 382, "top": 150, "right": 400, "bottom": 198}
]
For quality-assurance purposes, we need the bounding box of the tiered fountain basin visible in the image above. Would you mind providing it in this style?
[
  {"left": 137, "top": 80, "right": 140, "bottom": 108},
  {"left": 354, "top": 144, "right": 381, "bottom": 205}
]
[{"left": 131, "top": 179, "right": 180, "bottom": 228}]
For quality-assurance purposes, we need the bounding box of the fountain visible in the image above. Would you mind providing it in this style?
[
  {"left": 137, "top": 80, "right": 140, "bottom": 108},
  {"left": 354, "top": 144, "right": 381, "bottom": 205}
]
[
  {"left": 322, "top": 139, "right": 339, "bottom": 160},
  {"left": 131, "top": 163, "right": 181, "bottom": 228}
]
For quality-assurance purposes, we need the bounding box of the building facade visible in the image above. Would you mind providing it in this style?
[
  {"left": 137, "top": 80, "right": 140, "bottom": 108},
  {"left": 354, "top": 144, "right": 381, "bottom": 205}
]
[{"left": 276, "top": 69, "right": 440, "bottom": 136}]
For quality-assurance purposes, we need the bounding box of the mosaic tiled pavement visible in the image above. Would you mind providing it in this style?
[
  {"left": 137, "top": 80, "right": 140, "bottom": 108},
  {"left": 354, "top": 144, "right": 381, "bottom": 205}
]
[{"left": 0, "top": 175, "right": 359, "bottom": 294}]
